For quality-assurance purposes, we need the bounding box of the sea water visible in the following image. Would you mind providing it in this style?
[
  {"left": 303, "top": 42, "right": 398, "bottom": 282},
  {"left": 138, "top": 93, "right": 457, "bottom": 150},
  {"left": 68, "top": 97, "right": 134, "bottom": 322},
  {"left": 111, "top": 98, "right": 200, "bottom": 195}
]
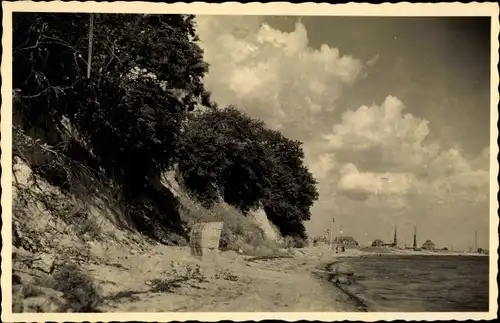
[{"left": 340, "top": 255, "right": 489, "bottom": 312}]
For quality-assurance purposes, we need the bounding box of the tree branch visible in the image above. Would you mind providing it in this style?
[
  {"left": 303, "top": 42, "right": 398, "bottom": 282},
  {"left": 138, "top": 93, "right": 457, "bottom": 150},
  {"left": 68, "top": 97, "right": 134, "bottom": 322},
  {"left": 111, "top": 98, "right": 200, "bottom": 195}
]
[
  {"left": 14, "top": 22, "right": 47, "bottom": 53},
  {"left": 14, "top": 79, "right": 80, "bottom": 99}
]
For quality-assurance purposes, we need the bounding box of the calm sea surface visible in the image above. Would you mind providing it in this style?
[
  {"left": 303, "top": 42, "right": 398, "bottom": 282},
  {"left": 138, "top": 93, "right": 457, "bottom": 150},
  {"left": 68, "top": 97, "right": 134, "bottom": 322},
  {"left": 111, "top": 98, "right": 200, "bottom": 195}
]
[{"left": 339, "top": 255, "right": 489, "bottom": 312}]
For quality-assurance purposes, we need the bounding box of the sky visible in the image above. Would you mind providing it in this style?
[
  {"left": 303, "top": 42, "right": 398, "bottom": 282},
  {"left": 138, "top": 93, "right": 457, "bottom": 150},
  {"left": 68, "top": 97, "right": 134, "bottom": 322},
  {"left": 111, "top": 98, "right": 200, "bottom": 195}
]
[{"left": 195, "top": 15, "right": 492, "bottom": 251}]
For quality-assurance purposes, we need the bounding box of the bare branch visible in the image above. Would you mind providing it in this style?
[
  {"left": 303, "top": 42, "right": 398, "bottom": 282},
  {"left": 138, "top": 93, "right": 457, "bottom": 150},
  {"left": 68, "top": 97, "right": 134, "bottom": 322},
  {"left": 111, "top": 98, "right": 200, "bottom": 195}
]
[
  {"left": 15, "top": 87, "right": 49, "bottom": 99},
  {"left": 14, "top": 78, "right": 81, "bottom": 99},
  {"left": 42, "top": 37, "right": 82, "bottom": 55}
]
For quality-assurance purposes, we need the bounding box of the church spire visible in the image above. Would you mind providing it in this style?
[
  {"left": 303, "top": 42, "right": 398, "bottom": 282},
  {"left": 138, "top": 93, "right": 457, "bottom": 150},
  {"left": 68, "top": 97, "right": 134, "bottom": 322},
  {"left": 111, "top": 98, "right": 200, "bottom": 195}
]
[{"left": 413, "top": 226, "right": 418, "bottom": 249}]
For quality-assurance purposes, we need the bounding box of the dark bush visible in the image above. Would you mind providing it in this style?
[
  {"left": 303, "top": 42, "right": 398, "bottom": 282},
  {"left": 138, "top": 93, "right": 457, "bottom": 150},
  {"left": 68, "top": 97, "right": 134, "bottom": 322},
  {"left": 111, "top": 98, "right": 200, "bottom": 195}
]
[{"left": 52, "top": 263, "right": 102, "bottom": 312}]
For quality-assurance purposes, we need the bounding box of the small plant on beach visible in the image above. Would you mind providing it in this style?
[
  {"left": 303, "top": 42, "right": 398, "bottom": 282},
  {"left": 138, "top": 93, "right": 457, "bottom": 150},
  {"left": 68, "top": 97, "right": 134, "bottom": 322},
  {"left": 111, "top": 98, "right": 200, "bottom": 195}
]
[
  {"left": 51, "top": 263, "right": 102, "bottom": 312},
  {"left": 150, "top": 262, "right": 208, "bottom": 293},
  {"left": 167, "top": 261, "right": 207, "bottom": 283},
  {"left": 149, "top": 278, "right": 180, "bottom": 293},
  {"left": 214, "top": 268, "right": 239, "bottom": 281}
]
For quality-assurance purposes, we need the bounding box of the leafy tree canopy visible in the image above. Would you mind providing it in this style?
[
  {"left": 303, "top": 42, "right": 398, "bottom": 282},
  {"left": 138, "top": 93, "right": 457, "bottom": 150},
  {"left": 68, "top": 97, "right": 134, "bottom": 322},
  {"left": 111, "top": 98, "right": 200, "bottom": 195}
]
[
  {"left": 177, "top": 106, "right": 319, "bottom": 239},
  {"left": 13, "top": 13, "right": 317, "bottom": 244},
  {"left": 13, "top": 13, "right": 214, "bottom": 191}
]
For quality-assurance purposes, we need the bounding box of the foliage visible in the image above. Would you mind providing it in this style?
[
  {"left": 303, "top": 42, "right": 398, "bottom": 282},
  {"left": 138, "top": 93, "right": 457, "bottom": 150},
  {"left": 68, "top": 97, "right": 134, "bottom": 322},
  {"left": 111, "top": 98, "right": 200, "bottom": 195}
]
[
  {"left": 12, "top": 12, "right": 318, "bottom": 246},
  {"left": 177, "top": 106, "right": 272, "bottom": 211},
  {"left": 13, "top": 13, "right": 213, "bottom": 190},
  {"left": 52, "top": 263, "right": 102, "bottom": 312},
  {"left": 258, "top": 128, "right": 318, "bottom": 241},
  {"left": 12, "top": 13, "right": 214, "bottom": 242},
  {"left": 176, "top": 190, "right": 282, "bottom": 255},
  {"left": 335, "top": 236, "right": 359, "bottom": 246},
  {"left": 177, "top": 106, "right": 318, "bottom": 241},
  {"left": 312, "top": 236, "right": 330, "bottom": 246}
]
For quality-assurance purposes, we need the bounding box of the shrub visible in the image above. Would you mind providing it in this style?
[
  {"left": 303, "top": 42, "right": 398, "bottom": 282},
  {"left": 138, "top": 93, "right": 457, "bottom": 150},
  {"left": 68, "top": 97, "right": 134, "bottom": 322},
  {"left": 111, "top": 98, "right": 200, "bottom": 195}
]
[
  {"left": 51, "top": 263, "right": 102, "bottom": 312},
  {"left": 176, "top": 189, "right": 282, "bottom": 256}
]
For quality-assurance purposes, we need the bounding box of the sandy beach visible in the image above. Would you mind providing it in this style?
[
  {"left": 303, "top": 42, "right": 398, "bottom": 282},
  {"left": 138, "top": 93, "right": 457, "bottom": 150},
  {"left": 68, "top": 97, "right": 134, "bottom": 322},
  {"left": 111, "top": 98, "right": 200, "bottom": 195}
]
[
  {"left": 81, "top": 244, "right": 363, "bottom": 312},
  {"left": 14, "top": 230, "right": 488, "bottom": 313}
]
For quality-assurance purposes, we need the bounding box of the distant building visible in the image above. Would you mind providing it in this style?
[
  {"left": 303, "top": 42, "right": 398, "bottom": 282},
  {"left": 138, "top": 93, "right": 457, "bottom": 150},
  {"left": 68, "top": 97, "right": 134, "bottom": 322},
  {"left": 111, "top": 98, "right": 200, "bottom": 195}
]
[
  {"left": 422, "top": 239, "right": 435, "bottom": 250},
  {"left": 377, "top": 226, "right": 398, "bottom": 248},
  {"left": 371, "top": 239, "right": 385, "bottom": 247}
]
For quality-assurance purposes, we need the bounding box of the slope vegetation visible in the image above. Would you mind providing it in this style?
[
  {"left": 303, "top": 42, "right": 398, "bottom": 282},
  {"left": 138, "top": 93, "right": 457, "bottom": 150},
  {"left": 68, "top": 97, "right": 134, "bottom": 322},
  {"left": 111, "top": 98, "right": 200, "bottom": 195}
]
[{"left": 10, "top": 13, "right": 320, "bottom": 312}]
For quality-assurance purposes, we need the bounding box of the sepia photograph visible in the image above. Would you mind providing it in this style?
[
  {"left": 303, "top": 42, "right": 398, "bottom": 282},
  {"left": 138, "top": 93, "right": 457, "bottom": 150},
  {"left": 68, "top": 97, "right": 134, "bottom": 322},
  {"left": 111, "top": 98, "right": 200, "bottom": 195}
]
[{"left": 1, "top": 1, "right": 498, "bottom": 321}]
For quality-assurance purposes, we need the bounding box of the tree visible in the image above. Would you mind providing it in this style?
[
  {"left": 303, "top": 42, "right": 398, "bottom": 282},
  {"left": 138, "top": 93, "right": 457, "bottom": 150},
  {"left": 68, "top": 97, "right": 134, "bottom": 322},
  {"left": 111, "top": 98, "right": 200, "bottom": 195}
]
[
  {"left": 12, "top": 13, "right": 214, "bottom": 243},
  {"left": 13, "top": 13, "right": 214, "bottom": 191},
  {"left": 259, "top": 128, "right": 318, "bottom": 240},
  {"left": 177, "top": 106, "right": 272, "bottom": 212},
  {"left": 177, "top": 106, "right": 318, "bottom": 240}
]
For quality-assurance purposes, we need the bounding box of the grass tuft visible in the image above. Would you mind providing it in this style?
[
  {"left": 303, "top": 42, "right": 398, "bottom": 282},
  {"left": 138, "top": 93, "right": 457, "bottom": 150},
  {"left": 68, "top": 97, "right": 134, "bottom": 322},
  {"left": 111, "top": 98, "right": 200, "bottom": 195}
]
[{"left": 51, "top": 263, "right": 102, "bottom": 312}]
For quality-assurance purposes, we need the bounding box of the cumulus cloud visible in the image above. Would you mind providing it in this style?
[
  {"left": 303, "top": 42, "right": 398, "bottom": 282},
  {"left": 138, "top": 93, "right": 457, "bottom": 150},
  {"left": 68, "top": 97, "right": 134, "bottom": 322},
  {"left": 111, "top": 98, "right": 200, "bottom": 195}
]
[
  {"left": 196, "top": 16, "right": 363, "bottom": 139},
  {"left": 325, "top": 96, "right": 428, "bottom": 150},
  {"left": 317, "top": 95, "right": 489, "bottom": 209},
  {"left": 196, "top": 16, "right": 490, "bottom": 249},
  {"left": 307, "top": 153, "right": 336, "bottom": 179},
  {"left": 321, "top": 96, "right": 438, "bottom": 172},
  {"left": 428, "top": 169, "right": 489, "bottom": 204},
  {"left": 338, "top": 163, "right": 417, "bottom": 200},
  {"left": 197, "top": 17, "right": 490, "bottom": 201},
  {"left": 471, "top": 146, "right": 490, "bottom": 170},
  {"left": 428, "top": 148, "right": 471, "bottom": 176}
]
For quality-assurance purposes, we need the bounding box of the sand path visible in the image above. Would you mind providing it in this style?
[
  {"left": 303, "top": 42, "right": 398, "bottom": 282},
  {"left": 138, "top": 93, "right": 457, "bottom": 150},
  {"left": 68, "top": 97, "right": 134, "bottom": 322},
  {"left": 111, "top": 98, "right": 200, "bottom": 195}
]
[{"left": 85, "top": 244, "right": 358, "bottom": 312}]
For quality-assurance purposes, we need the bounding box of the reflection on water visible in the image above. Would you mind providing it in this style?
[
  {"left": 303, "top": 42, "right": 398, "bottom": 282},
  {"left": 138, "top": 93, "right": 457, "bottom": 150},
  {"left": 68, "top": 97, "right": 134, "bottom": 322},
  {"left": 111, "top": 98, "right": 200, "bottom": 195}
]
[{"left": 342, "top": 255, "right": 489, "bottom": 312}]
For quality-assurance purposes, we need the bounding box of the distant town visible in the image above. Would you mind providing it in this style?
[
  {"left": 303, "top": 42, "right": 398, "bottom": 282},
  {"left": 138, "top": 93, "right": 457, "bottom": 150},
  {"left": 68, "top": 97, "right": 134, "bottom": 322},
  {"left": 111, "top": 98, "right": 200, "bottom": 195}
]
[{"left": 312, "top": 226, "right": 489, "bottom": 255}]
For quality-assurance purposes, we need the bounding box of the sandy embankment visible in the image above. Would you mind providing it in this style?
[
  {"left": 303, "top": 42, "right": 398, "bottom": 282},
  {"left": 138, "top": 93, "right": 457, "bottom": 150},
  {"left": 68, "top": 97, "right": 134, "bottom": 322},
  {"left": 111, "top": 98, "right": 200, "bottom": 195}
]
[
  {"left": 84, "top": 244, "right": 362, "bottom": 312},
  {"left": 12, "top": 158, "right": 362, "bottom": 312}
]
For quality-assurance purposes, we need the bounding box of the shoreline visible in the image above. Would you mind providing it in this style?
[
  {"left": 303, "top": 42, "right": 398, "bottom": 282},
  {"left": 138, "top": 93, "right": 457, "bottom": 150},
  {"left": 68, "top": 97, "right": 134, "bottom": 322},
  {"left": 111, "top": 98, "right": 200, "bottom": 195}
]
[
  {"left": 312, "top": 249, "right": 489, "bottom": 313},
  {"left": 357, "top": 247, "right": 489, "bottom": 257},
  {"left": 312, "top": 258, "right": 372, "bottom": 312}
]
